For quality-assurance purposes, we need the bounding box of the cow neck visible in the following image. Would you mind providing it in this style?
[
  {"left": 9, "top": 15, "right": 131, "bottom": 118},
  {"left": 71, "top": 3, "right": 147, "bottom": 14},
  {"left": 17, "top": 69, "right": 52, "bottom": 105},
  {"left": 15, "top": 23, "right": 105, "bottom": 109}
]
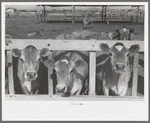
[{"left": 104, "top": 57, "right": 121, "bottom": 89}]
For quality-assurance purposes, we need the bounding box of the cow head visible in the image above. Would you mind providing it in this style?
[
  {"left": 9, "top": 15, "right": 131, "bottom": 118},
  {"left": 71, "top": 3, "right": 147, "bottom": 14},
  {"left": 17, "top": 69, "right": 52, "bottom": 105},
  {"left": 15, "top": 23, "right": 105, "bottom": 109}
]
[
  {"left": 116, "top": 26, "right": 135, "bottom": 40},
  {"left": 44, "top": 56, "right": 84, "bottom": 96},
  {"left": 100, "top": 43, "right": 140, "bottom": 73},
  {"left": 11, "top": 45, "right": 51, "bottom": 94}
]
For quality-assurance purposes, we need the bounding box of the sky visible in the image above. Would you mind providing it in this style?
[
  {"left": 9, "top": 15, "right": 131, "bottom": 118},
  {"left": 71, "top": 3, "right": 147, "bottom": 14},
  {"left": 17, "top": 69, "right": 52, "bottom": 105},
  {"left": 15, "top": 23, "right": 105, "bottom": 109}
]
[{"left": 5, "top": 5, "right": 144, "bottom": 11}]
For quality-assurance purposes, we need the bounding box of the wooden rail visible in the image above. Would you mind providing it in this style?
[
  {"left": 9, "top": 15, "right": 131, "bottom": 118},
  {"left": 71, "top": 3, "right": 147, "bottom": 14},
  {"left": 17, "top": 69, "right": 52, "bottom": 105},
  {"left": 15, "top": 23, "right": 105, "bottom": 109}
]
[{"left": 5, "top": 39, "right": 144, "bottom": 100}]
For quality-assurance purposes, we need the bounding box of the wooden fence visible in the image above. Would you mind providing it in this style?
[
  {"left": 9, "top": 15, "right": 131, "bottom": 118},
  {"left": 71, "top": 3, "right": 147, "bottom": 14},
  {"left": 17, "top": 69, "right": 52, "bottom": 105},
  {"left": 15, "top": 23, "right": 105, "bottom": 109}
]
[{"left": 5, "top": 39, "right": 144, "bottom": 101}]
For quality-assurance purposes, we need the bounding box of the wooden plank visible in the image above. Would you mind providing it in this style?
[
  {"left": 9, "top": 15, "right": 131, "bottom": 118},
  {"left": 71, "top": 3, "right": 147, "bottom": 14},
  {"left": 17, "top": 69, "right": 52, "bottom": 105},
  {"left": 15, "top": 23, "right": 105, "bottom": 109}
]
[
  {"left": 5, "top": 94, "right": 144, "bottom": 101},
  {"left": 48, "top": 54, "right": 53, "bottom": 96},
  {"left": 132, "top": 52, "right": 139, "bottom": 97},
  {"left": 7, "top": 51, "right": 14, "bottom": 96},
  {"left": 89, "top": 52, "right": 96, "bottom": 95},
  {"left": 5, "top": 40, "right": 144, "bottom": 51}
]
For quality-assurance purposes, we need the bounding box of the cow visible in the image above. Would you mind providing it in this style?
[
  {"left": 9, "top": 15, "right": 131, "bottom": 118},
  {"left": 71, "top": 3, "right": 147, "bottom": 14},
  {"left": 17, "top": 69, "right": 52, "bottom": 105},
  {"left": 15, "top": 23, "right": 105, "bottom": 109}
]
[
  {"left": 83, "top": 15, "right": 98, "bottom": 29},
  {"left": 96, "top": 43, "right": 140, "bottom": 96},
  {"left": 11, "top": 45, "right": 51, "bottom": 94},
  {"left": 44, "top": 51, "right": 89, "bottom": 97},
  {"left": 113, "top": 26, "right": 135, "bottom": 40}
]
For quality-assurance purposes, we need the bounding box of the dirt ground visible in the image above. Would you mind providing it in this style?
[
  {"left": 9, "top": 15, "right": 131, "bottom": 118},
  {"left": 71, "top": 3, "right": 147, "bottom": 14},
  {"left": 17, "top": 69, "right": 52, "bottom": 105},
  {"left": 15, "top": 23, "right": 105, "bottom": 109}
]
[{"left": 6, "top": 17, "right": 144, "bottom": 40}]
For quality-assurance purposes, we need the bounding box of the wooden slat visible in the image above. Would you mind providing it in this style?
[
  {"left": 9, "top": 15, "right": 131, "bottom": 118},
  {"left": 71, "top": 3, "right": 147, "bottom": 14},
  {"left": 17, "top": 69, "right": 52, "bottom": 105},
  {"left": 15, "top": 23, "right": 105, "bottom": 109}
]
[
  {"left": 7, "top": 51, "right": 14, "bottom": 96},
  {"left": 5, "top": 94, "right": 144, "bottom": 101},
  {"left": 89, "top": 52, "right": 96, "bottom": 95},
  {"left": 48, "top": 54, "right": 53, "bottom": 96},
  {"left": 5, "top": 40, "right": 144, "bottom": 51},
  {"left": 132, "top": 52, "right": 139, "bottom": 97}
]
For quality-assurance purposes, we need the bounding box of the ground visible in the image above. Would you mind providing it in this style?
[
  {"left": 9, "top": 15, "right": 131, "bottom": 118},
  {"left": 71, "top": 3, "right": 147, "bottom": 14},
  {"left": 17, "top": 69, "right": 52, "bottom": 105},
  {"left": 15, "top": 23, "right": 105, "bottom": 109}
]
[{"left": 6, "top": 17, "right": 144, "bottom": 40}]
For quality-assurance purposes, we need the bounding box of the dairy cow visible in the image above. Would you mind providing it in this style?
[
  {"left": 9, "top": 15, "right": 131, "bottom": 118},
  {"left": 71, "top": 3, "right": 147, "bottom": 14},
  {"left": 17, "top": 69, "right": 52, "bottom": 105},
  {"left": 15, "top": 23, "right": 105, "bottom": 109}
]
[
  {"left": 44, "top": 51, "right": 89, "bottom": 97},
  {"left": 113, "top": 27, "right": 135, "bottom": 40},
  {"left": 11, "top": 45, "right": 51, "bottom": 94},
  {"left": 96, "top": 43, "right": 140, "bottom": 96}
]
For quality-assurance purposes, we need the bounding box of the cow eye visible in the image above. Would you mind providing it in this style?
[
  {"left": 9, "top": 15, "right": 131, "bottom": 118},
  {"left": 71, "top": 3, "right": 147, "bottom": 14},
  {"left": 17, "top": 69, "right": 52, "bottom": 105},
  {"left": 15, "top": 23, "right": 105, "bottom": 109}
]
[
  {"left": 20, "top": 58, "right": 24, "bottom": 63},
  {"left": 37, "top": 58, "right": 41, "bottom": 62},
  {"left": 126, "top": 53, "right": 129, "bottom": 57},
  {"left": 70, "top": 69, "right": 74, "bottom": 74},
  {"left": 109, "top": 53, "right": 113, "bottom": 56}
]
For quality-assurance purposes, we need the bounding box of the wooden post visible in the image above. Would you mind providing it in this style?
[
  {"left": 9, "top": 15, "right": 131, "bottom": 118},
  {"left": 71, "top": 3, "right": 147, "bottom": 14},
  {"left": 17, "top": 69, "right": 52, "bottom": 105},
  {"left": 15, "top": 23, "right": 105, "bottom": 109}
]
[
  {"left": 104, "top": 6, "right": 106, "bottom": 22},
  {"left": 89, "top": 52, "right": 96, "bottom": 95},
  {"left": 106, "top": 5, "right": 110, "bottom": 24},
  {"left": 7, "top": 51, "right": 14, "bottom": 96},
  {"left": 72, "top": 5, "right": 75, "bottom": 23},
  {"left": 136, "top": 6, "right": 139, "bottom": 23},
  {"left": 48, "top": 54, "right": 53, "bottom": 96},
  {"left": 102, "top": 6, "right": 104, "bottom": 22},
  {"left": 37, "top": 5, "right": 41, "bottom": 23},
  {"left": 43, "top": 5, "right": 46, "bottom": 22},
  {"left": 132, "top": 52, "right": 139, "bottom": 97}
]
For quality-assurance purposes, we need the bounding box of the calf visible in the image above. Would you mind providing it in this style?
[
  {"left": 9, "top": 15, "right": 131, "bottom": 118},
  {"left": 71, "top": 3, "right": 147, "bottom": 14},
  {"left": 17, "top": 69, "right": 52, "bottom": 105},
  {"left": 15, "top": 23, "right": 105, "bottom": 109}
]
[
  {"left": 96, "top": 43, "right": 140, "bottom": 96},
  {"left": 11, "top": 45, "right": 51, "bottom": 94},
  {"left": 83, "top": 16, "right": 98, "bottom": 29},
  {"left": 44, "top": 51, "right": 89, "bottom": 97}
]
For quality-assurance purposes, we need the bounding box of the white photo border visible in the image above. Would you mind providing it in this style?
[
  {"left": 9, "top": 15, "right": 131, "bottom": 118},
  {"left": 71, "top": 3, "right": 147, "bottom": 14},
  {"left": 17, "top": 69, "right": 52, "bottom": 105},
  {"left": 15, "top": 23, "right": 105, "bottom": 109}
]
[{"left": 2, "top": 2, "right": 149, "bottom": 121}]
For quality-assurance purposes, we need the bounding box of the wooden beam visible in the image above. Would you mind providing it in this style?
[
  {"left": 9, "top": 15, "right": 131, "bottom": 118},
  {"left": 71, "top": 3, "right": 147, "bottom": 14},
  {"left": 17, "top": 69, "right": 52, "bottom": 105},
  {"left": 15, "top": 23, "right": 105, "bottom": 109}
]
[
  {"left": 89, "top": 52, "right": 96, "bottom": 95},
  {"left": 7, "top": 51, "right": 14, "bottom": 96},
  {"left": 132, "top": 52, "right": 139, "bottom": 97},
  {"left": 5, "top": 40, "right": 144, "bottom": 51},
  {"left": 5, "top": 94, "right": 144, "bottom": 101}
]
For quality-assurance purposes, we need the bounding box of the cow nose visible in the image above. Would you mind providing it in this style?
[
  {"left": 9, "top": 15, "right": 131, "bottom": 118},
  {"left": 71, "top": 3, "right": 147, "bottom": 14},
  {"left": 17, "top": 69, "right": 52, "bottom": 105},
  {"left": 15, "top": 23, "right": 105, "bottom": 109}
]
[
  {"left": 116, "top": 64, "right": 125, "bottom": 71},
  {"left": 27, "top": 72, "right": 37, "bottom": 78},
  {"left": 56, "top": 85, "right": 67, "bottom": 93}
]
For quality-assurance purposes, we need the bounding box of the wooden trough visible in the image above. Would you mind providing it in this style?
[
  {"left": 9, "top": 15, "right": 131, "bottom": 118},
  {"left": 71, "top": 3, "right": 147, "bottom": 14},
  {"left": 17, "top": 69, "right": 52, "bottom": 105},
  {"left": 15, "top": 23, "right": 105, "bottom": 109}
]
[{"left": 5, "top": 39, "right": 144, "bottom": 101}]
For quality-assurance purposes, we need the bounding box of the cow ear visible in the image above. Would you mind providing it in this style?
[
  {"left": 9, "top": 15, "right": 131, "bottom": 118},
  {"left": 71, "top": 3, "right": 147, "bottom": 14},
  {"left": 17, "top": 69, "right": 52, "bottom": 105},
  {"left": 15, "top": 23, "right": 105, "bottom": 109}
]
[
  {"left": 129, "top": 44, "right": 140, "bottom": 57},
  {"left": 75, "top": 60, "right": 84, "bottom": 68},
  {"left": 40, "top": 48, "right": 52, "bottom": 57},
  {"left": 11, "top": 48, "right": 21, "bottom": 57},
  {"left": 44, "top": 59, "right": 55, "bottom": 68},
  {"left": 100, "top": 43, "right": 109, "bottom": 52}
]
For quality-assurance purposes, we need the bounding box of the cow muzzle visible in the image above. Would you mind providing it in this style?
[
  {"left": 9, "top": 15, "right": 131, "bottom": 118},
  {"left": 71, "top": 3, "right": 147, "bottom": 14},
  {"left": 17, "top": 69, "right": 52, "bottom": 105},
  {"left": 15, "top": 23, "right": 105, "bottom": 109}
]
[
  {"left": 25, "top": 71, "right": 37, "bottom": 81},
  {"left": 56, "top": 84, "right": 67, "bottom": 93},
  {"left": 115, "top": 63, "right": 125, "bottom": 71}
]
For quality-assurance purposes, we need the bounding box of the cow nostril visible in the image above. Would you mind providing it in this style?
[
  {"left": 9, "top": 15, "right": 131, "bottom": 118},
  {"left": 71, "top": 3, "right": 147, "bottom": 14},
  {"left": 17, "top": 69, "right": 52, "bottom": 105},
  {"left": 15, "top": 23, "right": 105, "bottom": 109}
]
[{"left": 27, "top": 72, "right": 36, "bottom": 77}]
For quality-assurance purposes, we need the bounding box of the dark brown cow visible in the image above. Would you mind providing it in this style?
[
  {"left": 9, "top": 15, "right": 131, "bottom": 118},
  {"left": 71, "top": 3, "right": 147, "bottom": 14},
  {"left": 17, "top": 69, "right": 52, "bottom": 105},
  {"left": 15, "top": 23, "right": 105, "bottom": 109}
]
[
  {"left": 96, "top": 43, "right": 140, "bottom": 96},
  {"left": 11, "top": 45, "right": 51, "bottom": 94},
  {"left": 44, "top": 51, "right": 89, "bottom": 97}
]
